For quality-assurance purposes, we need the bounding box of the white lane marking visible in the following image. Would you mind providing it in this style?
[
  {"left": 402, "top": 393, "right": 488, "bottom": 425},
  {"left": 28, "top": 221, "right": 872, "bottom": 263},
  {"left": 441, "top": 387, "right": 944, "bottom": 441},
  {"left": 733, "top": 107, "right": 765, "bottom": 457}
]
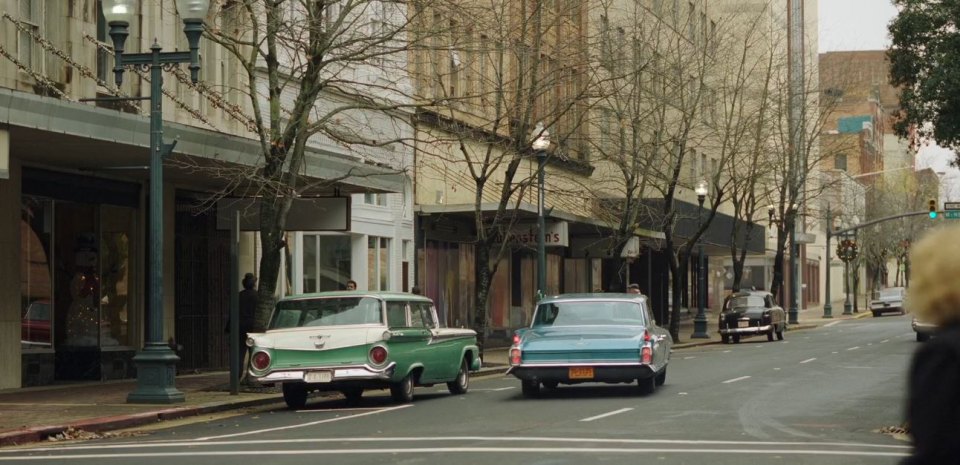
[
  {"left": 580, "top": 408, "right": 634, "bottom": 422},
  {"left": 722, "top": 376, "right": 751, "bottom": 384},
  {"left": 773, "top": 368, "right": 781, "bottom": 371},
  {"left": 6, "top": 436, "right": 913, "bottom": 453},
  {"left": 0, "top": 447, "right": 909, "bottom": 461},
  {"left": 800, "top": 358, "right": 816, "bottom": 364},
  {"left": 832, "top": 351, "right": 839, "bottom": 354},
  {"left": 824, "top": 321, "right": 841, "bottom": 328},
  {"left": 881, "top": 339, "right": 890, "bottom": 344},
  {"left": 472, "top": 387, "right": 515, "bottom": 392},
  {"left": 296, "top": 407, "right": 388, "bottom": 413},
  {"left": 723, "top": 350, "right": 732, "bottom": 353},
  {"left": 196, "top": 404, "right": 412, "bottom": 440},
  {"left": 847, "top": 346, "right": 860, "bottom": 351},
  {"left": 684, "top": 356, "right": 696, "bottom": 360}
]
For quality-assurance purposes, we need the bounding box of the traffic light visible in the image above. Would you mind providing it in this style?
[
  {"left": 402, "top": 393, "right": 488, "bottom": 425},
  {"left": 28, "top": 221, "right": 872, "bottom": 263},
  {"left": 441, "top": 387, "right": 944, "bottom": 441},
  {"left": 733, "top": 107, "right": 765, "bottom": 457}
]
[{"left": 929, "top": 199, "right": 938, "bottom": 219}]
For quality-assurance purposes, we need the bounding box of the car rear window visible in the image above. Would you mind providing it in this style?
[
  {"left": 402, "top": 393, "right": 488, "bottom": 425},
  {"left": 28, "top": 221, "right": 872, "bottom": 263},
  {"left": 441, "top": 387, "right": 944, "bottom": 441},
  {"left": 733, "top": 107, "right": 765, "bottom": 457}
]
[
  {"left": 269, "top": 297, "right": 383, "bottom": 329},
  {"left": 533, "top": 301, "right": 646, "bottom": 327},
  {"left": 728, "top": 295, "right": 765, "bottom": 309},
  {"left": 879, "top": 288, "right": 904, "bottom": 299}
]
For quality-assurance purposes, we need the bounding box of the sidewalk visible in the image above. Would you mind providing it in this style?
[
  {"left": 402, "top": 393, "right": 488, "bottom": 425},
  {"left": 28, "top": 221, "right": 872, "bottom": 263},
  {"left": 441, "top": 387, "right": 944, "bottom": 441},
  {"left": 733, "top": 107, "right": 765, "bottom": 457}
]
[{"left": 0, "top": 305, "right": 869, "bottom": 447}]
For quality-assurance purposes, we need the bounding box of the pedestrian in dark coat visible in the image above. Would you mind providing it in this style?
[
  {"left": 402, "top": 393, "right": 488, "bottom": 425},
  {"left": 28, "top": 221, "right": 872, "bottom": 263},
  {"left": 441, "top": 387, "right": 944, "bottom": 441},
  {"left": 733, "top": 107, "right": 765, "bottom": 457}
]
[{"left": 901, "top": 225, "right": 960, "bottom": 465}]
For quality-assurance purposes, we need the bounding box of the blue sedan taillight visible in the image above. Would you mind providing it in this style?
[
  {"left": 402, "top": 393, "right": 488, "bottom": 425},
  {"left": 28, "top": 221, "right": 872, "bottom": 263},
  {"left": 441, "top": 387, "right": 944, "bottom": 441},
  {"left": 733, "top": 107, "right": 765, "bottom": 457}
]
[{"left": 641, "top": 346, "right": 652, "bottom": 364}]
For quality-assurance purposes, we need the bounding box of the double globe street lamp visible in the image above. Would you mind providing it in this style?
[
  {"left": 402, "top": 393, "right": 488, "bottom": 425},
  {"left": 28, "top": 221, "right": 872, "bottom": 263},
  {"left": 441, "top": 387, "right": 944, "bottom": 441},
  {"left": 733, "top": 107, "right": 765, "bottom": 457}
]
[{"left": 100, "top": 0, "right": 211, "bottom": 404}]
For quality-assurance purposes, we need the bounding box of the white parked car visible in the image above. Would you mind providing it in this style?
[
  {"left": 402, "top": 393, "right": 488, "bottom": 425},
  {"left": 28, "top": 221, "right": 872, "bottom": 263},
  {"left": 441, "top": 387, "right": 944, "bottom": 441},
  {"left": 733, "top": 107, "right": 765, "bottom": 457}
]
[{"left": 870, "top": 287, "right": 906, "bottom": 317}]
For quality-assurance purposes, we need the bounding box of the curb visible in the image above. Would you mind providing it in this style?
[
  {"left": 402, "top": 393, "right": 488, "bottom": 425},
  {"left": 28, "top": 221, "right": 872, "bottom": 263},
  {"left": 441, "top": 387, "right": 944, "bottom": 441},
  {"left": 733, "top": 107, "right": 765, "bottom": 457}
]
[{"left": 0, "top": 396, "right": 283, "bottom": 448}]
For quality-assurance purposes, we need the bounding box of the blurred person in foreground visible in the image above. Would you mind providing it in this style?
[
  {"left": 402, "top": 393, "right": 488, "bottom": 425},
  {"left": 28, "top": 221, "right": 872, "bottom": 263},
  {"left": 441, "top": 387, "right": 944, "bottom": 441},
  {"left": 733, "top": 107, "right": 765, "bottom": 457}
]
[{"left": 901, "top": 224, "right": 960, "bottom": 464}]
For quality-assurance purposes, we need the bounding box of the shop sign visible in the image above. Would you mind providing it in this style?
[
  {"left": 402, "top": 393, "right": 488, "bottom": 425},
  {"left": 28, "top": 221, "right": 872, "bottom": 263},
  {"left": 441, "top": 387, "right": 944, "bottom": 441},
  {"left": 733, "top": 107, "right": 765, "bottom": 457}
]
[{"left": 494, "top": 221, "right": 569, "bottom": 247}]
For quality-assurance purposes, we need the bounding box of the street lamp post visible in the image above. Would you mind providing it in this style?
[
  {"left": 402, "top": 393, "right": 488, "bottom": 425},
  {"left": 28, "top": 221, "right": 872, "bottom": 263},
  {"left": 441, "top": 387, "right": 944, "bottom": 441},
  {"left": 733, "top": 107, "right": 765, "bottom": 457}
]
[
  {"left": 788, "top": 204, "right": 799, "bottom": 325},
  {"left": 691, "top": 180, "right": 710, "bottom": 339},
  {"left": 532, "top": 127, "right": 550, "bottom": 300},
  {"left": 102, "top": 0, "right": 211, "bottom": 404},
  {"left": 823, "top": 205, "right": 834, "bottom": 318}
]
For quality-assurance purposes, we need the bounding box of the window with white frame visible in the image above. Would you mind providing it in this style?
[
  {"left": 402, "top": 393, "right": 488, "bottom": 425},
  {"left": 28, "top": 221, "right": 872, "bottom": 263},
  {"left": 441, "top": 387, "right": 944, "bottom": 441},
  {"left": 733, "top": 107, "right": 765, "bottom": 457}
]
[
  {"left": 302, "top": 234, "right": 352, "bottom": 292},
  {"left": 18, "top": 0, "right": 43, "bottom": 72},
  {"left": 364, "top": 193, "right": 388, "bottom": 206},
  {"left": 368, "top": 236, "right": 391, "bottom": 291}
]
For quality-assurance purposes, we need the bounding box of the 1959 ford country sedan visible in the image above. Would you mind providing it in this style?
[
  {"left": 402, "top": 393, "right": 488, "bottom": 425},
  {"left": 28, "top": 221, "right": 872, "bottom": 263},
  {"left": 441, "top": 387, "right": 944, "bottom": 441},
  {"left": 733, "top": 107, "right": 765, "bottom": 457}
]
[
  {"left": 507, "top": 293, "right": 672, "bottom": 397},
  {"left": 246, "top": 291, "right": 480, "bottom": 409}
]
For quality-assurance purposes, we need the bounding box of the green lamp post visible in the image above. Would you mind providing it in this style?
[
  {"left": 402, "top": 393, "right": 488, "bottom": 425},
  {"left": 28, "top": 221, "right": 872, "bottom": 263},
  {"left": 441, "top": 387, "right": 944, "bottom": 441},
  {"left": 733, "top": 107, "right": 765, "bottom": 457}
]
[{"left": 101, "top": 0, "right": 211, "bottom": 404}]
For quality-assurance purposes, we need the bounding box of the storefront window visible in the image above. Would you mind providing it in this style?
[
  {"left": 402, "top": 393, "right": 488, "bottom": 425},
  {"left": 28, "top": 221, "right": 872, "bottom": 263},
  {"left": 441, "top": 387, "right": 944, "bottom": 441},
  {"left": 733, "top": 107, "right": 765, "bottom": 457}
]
[
  {"left": 303, "top": 234, "right": 351, "bottom": 292},
  {"left": 367, "top": 236, "right": 390, "bottom": 291},
  {"left": 55, "top": 202, "right": 100, "bottom": 348},
  {"left": 20, "top": 197, "right": 53, "bottom": 350},
  {"left": 100, "top": 205, "right": 135, "bottom": 347}
]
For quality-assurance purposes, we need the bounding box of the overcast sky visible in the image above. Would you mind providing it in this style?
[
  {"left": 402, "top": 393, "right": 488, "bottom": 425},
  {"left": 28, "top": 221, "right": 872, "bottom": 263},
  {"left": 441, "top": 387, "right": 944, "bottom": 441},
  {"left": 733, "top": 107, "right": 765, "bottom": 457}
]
[{"left": 818, "top": 0, "right": 899, "bottom": 53}]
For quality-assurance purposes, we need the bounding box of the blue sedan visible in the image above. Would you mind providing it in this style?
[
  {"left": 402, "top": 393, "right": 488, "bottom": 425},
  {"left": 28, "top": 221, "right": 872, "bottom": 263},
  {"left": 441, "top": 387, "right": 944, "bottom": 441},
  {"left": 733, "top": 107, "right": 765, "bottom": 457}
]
[{"left": 506, "top": 293, "right": 672, "bottom": 397}]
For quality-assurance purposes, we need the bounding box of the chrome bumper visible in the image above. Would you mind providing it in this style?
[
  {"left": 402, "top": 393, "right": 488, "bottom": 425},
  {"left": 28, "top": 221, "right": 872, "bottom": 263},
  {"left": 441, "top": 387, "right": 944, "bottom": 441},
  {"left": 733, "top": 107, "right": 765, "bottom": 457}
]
[
  {"left": 719, "top": 324, "right": 773, "bottom": 335},
  {"left": 507, "top": 362, "right": 659, "bottom": 379},
  {"left": 252, "top": 362, "right": 396, "bottom": 384},
  {"left": 912, "top": 321, "right": 937, "bottom": 333}
]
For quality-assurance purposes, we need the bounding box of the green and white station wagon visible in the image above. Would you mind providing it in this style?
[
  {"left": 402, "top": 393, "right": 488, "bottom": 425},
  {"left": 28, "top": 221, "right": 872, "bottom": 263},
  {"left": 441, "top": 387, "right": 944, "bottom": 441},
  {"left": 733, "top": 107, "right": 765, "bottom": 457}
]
[{"left": 246, "top": 291, "right": 480, "bottom": 409}]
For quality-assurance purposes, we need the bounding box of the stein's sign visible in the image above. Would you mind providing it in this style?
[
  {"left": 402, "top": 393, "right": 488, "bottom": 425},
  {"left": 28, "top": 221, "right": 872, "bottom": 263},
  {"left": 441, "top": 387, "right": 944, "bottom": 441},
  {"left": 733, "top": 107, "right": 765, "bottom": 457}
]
[{"left": 494, "top": 221, "right": 569, "bottom": 247}]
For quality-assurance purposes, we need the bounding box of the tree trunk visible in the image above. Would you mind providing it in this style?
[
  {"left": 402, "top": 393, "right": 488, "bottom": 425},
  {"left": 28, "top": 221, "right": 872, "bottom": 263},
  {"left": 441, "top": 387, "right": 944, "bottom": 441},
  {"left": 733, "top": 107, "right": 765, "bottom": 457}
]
[
  {"left": 731, "top": 223, "right": 755, "bottom": 292},
  {"left": 770, "top": 225, "right": 787, "bottom": 302},
  {"left": 666, "top": 238, "right": 684, "bottom": 343},
  {"left": 472, "top": 240, "right": 493, "bottom": 353},
  {"left": 254, "top": 195, "right": 291, "bottom": 332}
]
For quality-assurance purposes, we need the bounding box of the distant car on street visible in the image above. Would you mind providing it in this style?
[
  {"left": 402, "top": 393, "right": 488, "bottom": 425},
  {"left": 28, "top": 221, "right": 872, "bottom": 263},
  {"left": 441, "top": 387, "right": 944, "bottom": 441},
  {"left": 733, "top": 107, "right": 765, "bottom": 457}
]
[
  {"left": 21, "top": 300, "right": 51, "bottom": 349},
  {"left": 718, "top": 290, "right": 786, "bottom": 344},
  {"left": 870, "top": 287, "right": 906, "bottom": 317},
  {"left": 507, "top": 293, "right": 672, "bottom": 397},
  {"left": 912, "top": 315, "right": 937, "bottom": 342},
  {"left": 246, "top": 291, "right": 480, "bottom": 409}
]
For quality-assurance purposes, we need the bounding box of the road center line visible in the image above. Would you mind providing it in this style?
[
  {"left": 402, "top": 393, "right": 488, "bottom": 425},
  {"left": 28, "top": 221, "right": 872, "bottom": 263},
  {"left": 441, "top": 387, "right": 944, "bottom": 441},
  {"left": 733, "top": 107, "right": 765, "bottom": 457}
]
[
  {"left": 722, "top": 376, "right": 751, "bottom": 384},
  {"left": 881, "top": 339, "right": 890, "bottom": 343},
  {"left": 800, "top": 358, "right": 816, "bottom": 364},
  {"left": 196, "top": 404, "right": 412, "bottom": 441},
  {"left": 847, "top": 346, "right": 860, "bottom": 351},
  {"left": 580, "top": 408, "right": 634, "bottom": 422},
  {"left": 824, "top": 321, "right": 841, "bottom": 328},
  {"left": 472, "top": 387, "right": 515, "bottom": 392}
]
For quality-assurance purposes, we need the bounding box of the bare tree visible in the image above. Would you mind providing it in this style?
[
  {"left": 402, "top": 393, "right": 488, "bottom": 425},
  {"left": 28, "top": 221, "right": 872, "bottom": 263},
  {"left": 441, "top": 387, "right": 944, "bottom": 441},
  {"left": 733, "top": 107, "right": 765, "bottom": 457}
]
[{"left": 207, "top": 0, "right": 430, "bottom": 329}]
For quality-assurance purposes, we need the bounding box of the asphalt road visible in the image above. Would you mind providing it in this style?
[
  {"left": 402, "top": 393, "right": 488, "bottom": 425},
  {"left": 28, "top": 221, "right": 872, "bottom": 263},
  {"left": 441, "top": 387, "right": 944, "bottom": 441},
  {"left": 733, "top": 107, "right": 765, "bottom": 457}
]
[{"left": 0, "top": 315, "right": 918, "bottom": 465}]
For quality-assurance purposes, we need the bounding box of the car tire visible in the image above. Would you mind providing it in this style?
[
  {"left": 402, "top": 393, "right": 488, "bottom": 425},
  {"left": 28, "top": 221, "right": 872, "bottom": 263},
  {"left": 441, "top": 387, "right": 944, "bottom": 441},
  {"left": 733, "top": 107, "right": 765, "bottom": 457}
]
[
  {"left": 390, "top": 374, "right": 415, "bottom": 403},
  {"left": 341, "top": 388, "right": 363, "bottom": 406},
  {"left": 447, "top": 359, "right": 470, "bottom": 395},
  {"left": 282, "top": 383, "right": 308, "bottom": 409},
  {"left": 733, "top": 334, "right": 741, "bottom": 344},
  {"left": 721, "top": 334, "right": 730, "bottom": 344},
  {"left": 638, "top": 376, "right": 656, "bottom": 395},
  {"left": 776, "top": 325, "right": 785, "bottom": 341},
  {"left": 521, "top": 379, "right": 540, "bottom": 398},
  {"left": 542, "top": 381, "right": 559, "bottom": 390},
  {"left": 655, "top": 367, "right": 667, "bottom": 386},
  {"left": 872, "top": 311, "right": 880, "bottom": 317},
  {"left": 917, "top": 332, "right": 930, "bottom": 342}
]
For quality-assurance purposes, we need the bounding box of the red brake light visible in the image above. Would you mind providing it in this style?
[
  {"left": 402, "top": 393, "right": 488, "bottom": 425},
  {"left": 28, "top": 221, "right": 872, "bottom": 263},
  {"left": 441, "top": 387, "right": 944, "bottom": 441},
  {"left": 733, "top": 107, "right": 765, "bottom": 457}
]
[
  {"left": 509, "top": 348, "right": 522, "bottom": 365},
  {"left": 369, "top": 346, "right": 388, "bottom": 365},
  {"left": 513, "top": 333, "right": 521, "bottom": 345},
  {"left": 251, "top": 351, "right": 271, "bottom": 370},
  {"left": 641, "top": 347, "right": 652, "bottom": 364},
  {"left": 643, "top": 330, "right": 651, "bottom": 342}
]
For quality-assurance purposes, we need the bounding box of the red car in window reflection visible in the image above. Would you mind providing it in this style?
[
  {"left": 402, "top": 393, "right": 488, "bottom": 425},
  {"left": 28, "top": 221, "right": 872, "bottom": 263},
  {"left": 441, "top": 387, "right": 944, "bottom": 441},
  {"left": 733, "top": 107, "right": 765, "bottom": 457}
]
[{"left": 21, "top": 300, "right": 52, "bottom": 348}]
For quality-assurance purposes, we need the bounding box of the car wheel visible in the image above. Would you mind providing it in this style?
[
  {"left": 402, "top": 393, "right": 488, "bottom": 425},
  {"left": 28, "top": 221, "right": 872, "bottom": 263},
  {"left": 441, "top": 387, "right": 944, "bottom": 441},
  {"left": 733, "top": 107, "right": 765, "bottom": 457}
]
[
  {"left": 638, "top": 376, "right": 656, "bottom": 395},
  {"left": 655, "top": 367, "right": 667, "bottom": 386},
  {"left": 521, "top": 379, "right": 540, "bottom": 398},
  {"left": 917, "top": 332, "right": 930, "bottom": 342},
  {"left": 341, "top": 388, "right": 363, "bottom": 406},
  {"left": 542, "top": 381, "right": 559, "bottom": 390},
  {"left": 447, "top": 359, "right": 470, "bottom": 395},
  {"left": 872, "top": 311, "right": 879, "bottom": 317},
  {"left": 733, "top": 334, "right": 741, "bottom": 344},
  {"left": 390, "top": 374, "right": 415, "bottom": 403},
  {"left": 282, "top": 383, "right": 308, "bottom": 409},
  {"left": 721, "top": 334, "right": 730, "bottom": 344},
  {"left": 776, "top": 325, "right": 785, "bottom": 341}
]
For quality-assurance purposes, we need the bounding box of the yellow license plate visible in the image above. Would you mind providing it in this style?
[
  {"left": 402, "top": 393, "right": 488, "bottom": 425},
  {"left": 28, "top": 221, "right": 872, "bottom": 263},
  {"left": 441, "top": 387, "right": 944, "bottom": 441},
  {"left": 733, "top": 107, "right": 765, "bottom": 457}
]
[{"left": 569, "top": 367, "right": 594, "bottom": 379}]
